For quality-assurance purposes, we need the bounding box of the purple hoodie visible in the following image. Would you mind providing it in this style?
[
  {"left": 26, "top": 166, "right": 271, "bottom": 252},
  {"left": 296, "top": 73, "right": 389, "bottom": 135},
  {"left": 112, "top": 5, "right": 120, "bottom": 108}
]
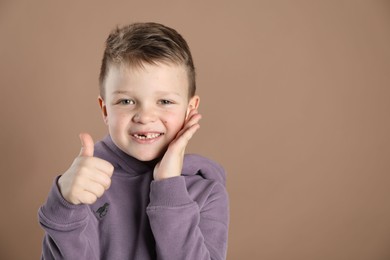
[{"left": 38, "top": 135, "right": 229, "bottom": 259}]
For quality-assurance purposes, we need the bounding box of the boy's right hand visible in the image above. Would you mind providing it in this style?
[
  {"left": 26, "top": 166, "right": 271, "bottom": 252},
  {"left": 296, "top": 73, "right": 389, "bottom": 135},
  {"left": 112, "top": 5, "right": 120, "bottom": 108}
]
[{"left": 58, "top": 133, "right": 114, "bottom": 205}]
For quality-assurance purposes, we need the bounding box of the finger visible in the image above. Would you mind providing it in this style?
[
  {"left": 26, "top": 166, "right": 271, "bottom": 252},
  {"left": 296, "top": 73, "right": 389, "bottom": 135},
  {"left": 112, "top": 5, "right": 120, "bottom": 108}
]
[
  {"left": 83, "top": 182, "right": 106, "bottom": 199},
  {"left": 185, "top": 109, "right": 200, "bottom": 122},
  {"left": 79, "top": 190, "right": 98, "bottom": 205},
  {"left": 173, "top": 122, "right": 201, "bottom": 150},
  {"left": 79, "top": 133, "right": 94, "bottom": 157},
  {"left": 86, "top": 157, "right": 115, "bottom": 178},
  {"left": 85, "top": 169, "right": 112, "bottom": 190},
  {"left": 180, "top": 113, "right": 202, "bottom": 134},
  {"left": 179, "top": 123, "right": 200, "bottom": 143}
]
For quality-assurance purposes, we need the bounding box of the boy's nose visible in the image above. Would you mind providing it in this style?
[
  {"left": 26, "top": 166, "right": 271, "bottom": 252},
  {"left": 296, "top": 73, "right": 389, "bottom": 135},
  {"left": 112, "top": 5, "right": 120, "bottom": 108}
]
[{"left": 132, "top": 107, "right": 157, "bottom": 124}]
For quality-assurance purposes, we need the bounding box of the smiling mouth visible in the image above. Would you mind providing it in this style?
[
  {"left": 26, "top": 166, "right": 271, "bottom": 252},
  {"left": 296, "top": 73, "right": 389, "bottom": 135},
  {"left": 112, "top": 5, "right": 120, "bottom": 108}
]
[{"left": 132, "top": 133, "right": 164, "bottom": 140}]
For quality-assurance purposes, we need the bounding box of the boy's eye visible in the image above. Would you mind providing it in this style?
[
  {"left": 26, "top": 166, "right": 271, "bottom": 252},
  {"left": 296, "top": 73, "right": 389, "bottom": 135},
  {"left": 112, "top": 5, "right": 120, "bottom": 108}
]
[
  {"left": 119, "top": 99, "right": 135, "bottom": 105},
  {"left": 158, "top": 99, "right": 173, "bottom": 105}
]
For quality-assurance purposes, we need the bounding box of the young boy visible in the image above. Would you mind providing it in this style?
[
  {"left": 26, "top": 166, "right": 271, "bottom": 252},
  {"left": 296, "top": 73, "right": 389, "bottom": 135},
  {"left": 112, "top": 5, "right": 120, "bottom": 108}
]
[{"left": 38, "top": 22, "right": 229, "bottom": 259}]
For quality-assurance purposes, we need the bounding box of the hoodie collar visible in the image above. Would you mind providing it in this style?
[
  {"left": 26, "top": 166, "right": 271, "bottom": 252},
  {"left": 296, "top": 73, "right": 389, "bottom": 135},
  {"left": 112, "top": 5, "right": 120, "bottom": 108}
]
[{"left": 100, "top": 135, "right": 226, "bottom": 185}]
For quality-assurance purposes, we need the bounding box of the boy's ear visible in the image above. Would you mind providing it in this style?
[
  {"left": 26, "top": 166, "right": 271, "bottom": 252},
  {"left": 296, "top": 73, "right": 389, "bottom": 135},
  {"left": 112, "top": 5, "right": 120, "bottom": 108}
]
[
  {"left": 98, "top": 96, "right": 109, "bottom": 125},
  {"left": 186, "top": 95, "right": 200, "bottom": 118}
]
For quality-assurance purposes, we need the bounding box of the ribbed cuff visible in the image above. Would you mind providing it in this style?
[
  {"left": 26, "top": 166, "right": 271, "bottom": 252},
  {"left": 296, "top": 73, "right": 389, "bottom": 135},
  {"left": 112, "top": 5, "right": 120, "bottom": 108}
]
[
  {"left": 149, "top": 176, "right": 193, "bottom": 207},
  {"left": 40, "top": 176, "right": 88, "bottom": 225}
]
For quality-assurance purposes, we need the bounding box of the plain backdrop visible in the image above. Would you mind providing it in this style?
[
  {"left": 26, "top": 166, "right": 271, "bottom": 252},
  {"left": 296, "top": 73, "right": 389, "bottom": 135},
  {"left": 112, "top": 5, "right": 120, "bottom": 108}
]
[{"left": 1, "top": 1, "right": 390, "bottom": 259}]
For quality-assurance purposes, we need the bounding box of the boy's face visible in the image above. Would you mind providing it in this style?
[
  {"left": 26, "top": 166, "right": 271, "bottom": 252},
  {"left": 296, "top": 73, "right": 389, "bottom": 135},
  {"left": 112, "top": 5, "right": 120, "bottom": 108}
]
[{"left": 99, "top": 62, "right": 199, "bottom": 161}]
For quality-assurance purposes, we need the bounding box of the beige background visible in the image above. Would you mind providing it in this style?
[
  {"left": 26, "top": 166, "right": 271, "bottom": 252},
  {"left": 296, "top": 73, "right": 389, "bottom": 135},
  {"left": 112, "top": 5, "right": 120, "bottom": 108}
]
[{"left": 1, "top": 1, "right": 390, "bottom": 259}]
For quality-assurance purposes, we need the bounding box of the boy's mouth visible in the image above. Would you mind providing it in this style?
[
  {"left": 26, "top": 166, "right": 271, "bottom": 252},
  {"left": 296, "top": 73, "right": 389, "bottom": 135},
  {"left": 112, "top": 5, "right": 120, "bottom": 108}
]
[{"left": 132, "top": 132, "right": 164, "bottom": 140}]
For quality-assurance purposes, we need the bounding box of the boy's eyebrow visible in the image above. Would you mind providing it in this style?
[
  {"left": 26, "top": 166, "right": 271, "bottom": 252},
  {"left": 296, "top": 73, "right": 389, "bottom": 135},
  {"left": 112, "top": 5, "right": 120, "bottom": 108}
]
[
  {"left": 112, "top": 90, "right": 132, "bottom": 95},
  {"left": 155, "top": 90, "right": 182, "bottom": 97}
]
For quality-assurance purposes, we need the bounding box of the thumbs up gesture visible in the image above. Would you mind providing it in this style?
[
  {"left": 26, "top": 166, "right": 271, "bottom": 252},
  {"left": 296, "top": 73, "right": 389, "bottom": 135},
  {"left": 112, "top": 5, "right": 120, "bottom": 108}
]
[{"left": 58, "top": 133, "right": 114, "bottom": 205}]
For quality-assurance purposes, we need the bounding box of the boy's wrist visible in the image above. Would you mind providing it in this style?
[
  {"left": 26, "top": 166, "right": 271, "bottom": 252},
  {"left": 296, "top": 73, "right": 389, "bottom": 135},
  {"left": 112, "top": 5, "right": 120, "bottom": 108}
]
[
  {"left": 148, "top": 176, "right": 193, "bottom": 207},
  {"left": 40, "top": 176, "right": 88, "bottom": 225}
]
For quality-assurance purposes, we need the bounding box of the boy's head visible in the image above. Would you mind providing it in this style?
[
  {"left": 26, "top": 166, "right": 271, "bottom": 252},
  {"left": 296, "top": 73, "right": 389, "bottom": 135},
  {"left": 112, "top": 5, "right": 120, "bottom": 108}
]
[
  {"left": 99, "top": 22, "right": 196, "bottom": 99},
  {"left": 98, "top": 23, "right": 200, "bottom": 162}
]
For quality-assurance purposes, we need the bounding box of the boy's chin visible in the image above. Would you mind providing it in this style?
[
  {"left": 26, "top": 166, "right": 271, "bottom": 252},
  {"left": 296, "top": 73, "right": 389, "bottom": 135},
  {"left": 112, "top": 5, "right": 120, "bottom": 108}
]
[
  {"left": 127, "top": 150, "right": 164, "bottom": 162},
  {"left": 134, "top": 155, "right": 160, "bottom": 162}
]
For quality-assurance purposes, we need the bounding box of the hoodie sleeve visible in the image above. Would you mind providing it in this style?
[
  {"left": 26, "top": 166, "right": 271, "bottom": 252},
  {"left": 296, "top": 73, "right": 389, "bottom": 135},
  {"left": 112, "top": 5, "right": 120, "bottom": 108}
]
[
  {"left": 146, "top": 172, "right": 229, "bottom": 259},
  {"left": 38, "top": 177, "right": 99, "bottom": 260}
]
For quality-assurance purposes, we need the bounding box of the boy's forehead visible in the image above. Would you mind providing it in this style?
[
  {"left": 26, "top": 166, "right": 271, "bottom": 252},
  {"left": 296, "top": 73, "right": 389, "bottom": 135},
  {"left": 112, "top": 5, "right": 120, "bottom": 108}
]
[{"left": 104, "top": 61, "right": 190, "bottom": 93}]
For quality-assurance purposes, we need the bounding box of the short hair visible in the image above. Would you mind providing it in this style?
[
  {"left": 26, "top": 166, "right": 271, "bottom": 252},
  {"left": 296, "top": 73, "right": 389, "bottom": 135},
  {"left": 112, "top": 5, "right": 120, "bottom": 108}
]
[{"left": 99, "top": 22, "right": 196, "bottom": 99}]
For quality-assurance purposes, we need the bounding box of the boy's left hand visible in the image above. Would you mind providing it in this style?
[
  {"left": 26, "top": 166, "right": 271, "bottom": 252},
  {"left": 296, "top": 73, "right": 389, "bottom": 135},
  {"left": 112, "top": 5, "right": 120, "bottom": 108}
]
[{"left": 153, "top": 109, "right": 202, "bottom": 181}]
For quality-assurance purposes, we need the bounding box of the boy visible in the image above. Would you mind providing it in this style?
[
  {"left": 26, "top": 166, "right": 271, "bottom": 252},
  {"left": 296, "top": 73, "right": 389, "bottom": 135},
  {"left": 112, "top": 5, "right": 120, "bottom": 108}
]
[{"left": 38, "top": 22, "right": 229, "bottom": 259}]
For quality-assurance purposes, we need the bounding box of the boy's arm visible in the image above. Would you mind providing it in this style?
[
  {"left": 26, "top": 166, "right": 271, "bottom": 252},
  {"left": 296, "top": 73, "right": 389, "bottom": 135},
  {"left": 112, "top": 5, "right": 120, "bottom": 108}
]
[
  {"left": 147, "top": 176, "right": 229, "bottom": 260},
  {"left": 38, "top": 178, "right": 99, "bottom": 259},
  {"left": 38, "top": 133, "right": 113, "bottom": 259},
  {"left": 148, "top": 110, "right": 229, "bottom": 259}
]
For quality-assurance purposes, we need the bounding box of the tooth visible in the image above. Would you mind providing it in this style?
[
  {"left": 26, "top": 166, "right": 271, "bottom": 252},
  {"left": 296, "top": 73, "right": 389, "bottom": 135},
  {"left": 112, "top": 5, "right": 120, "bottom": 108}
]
[{"left": 134, "top": 133, "right": 161, "bottom": 140}]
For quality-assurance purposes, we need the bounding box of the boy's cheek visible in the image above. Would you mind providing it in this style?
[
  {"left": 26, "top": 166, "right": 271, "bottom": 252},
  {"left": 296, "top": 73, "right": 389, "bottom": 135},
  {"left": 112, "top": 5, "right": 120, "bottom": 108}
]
[{"left": 165, "top": 113, "right": 187, "bottom": 128}]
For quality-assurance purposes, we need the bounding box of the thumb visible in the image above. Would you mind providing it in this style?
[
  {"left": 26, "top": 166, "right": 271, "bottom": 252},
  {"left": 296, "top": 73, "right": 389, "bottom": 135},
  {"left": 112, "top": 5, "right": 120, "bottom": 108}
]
[{"left": 79, "top": 133, "right": 94, "bottom": 157}]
